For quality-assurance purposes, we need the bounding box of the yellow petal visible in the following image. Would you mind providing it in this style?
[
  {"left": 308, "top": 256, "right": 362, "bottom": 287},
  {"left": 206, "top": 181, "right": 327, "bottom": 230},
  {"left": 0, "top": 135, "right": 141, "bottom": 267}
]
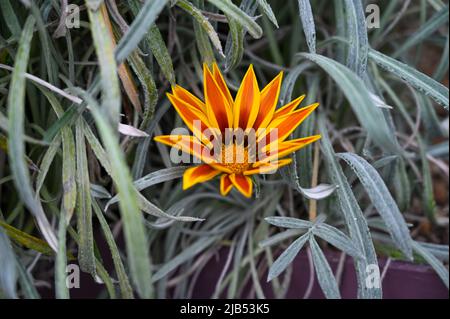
[
  {"left": 212, "top": 63, "right": 234, "bottom": 107},
  {"left": 258, "top": 103, "right": 319, "bottom": 147},
  {"left": 272, "top": 95, "right": 306, "bottom": 120},
  {"left": 229, "top": 174, "right": 253, "bottom": 198},
  {"left": 172, "top": 85, "right": 205, "bottom": 112},
  {"left": 244, "top": 158, "right": 293, "bottom": 175},
  {"left": 253, "top": 71, "right": 283, "bottom": 129},
  {"left": 258, "top": 135, "right": 322, "bottom": 164},
  {"left": 167, "top": 93, "right": 218, "bottom": 145},
  {"left": 183, "top": 164, "right": 221, "bottom": 190},
  {"left": 153, "top": 135, "right": 217, "bottom": 163},
  {"left": 204, "top": 64, "right": 233, "bottom": 132},
  {"left": 220, "top": 174, "right": 233, "bottom": 196},
  {"left": 233, "top": 64, "right": 260, "bottom": 130}
]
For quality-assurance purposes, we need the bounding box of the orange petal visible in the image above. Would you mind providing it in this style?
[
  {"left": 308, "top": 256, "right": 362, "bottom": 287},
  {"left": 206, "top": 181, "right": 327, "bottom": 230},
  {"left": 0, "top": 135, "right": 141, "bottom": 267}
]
[
  {"left": 220, "top": 174, "right": 233, "bottom": 195},
  {"left": 204, "top": 64, "right": 233, "bottom": 132},
  {"left": 258, "top": 103, "right": 319, "bottom": 146},
  {"left": 183, "top": 164, "right": 221, "bottom": 190},
  {"left": 272, "top": 95, "right": 306, "bottom": 120},
  {"left": 212, "top": 63, "right": 234, "bottom": 107},
  {"left": 172, "top": 85, "right": 205, "bottom": 112},
  {"left": 253, "top": 72, "right": 283, "bottom": 129},
  {"left": 244, "top": 158, "right": 293, "bottom": 175},
  {"left": 233, "top": 65, "right": 260, "bottom": 129},
  {"left": 153, "top": 135, "right": 217, "bottom": 163},
  {"left": 167, "top": 93, "right": 218, "bottom": 145},
  {"left": 229, "top": 174, "right": 253, "bottom": 198},
  {"left": 258, "top": 135, "right": 322, "bottom": 163}
]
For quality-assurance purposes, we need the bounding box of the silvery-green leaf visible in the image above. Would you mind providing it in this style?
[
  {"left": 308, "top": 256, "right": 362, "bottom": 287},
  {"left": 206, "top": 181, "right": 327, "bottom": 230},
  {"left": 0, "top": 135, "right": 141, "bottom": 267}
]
[
  {"left": 0, "top": 228, "right": 17, "bottom": 299},
  {"left": 337, "top": 152, "right": 413, "bottom": 259},
  {"left": 265, "top": 216, "right": 313, "bottom": 229},
  {"left": 267, "top": 232, "right": 309, "bottom": 281},
  {"left": 413, "top": 241, "right": 449, "bottom": 288},
  {"left": 309, "top": 236, "right": 341, "bottom": 299},
  {"left": 368, "top": 49, "right": 449, "bottom": 110},
  {"left": 297, "top": 0, "right": 316, "bottom": 53},
  {"left": 313, "top": 223, "right": 364, "bottom": 259}
]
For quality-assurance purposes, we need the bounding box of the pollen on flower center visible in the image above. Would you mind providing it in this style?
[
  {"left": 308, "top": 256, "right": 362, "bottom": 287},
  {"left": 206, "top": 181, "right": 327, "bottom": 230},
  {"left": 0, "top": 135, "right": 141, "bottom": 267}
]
[{"left": 220, "top": 144, "right": 252, "bottom": 174}]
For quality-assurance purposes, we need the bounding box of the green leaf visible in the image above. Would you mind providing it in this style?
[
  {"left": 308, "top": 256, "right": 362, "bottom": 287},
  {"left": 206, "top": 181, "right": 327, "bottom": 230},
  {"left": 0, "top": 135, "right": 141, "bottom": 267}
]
[
  {"left": 74, "top": 88, "right": 153, "bottom": 298},
  {"left": 394, "top": 6, "right": 449, "bottom": 58},
  {"left": 344, "top": 0, "right": 368, "bottom": 77},
  {"left": 418, "top": 137, "right": 437, "bottom": 222},
  {"left": 267, "top": 232, "right": 309, "bottom": 282},
  {"left": 177, "top": 0, "right": 225, "bottom": 57},
  {"left": 297, "top": 52, "right": 398, "bottom": 154},
  {"left": 413, "top": 241, "right": 449, "bottom": 288},
  {"left": 152, "top": 236, "right": 217, "bottom": 282},
  {"left": 319, "top": 116, "right": 382, "bottom": 299},
  {"left": 6, "top": 16, "right": 58, "bottom": 251},
  {"left": 87, "top": 2, "right": 121, "bottom": 126},
  {"left": 75, "top": 119, "right": 96, "bottom": 275},
  {"left": 297, "top": 0, "right": 316, "bottom": 53},
  {"left": 309, "top": 236, "right": 341, "bottom": 299},
  {"left": 312, "top": 223, "right": 363, "bottom": 259},
  {"left": 0, "top": 0, "right": 21, "bottom": 38},
  {"left": 336, "top": 152, "right": 413, "bottom": 259},
  {"left": 223, "top": 0, "right": 258, "bottom": 70},
  {"left": 55, "top": 212, "right": 69, "bottom": 299},
  {"left": 92, "top": 200, "right": 134, "bottom": 299},
  {"left": 256, "top": 0, "right": 279, "bottom": 28},
  {"left": 207, "top": 0, "right": 263, "bottom": 39},
  {"left": 368, "top": 49, "right": 449, "bottom": 110},
  {"left": 265, "top": 216, "right": 313, "bottom": 229},
  {"left": 35, "top": 135, "right": 61, "bottom": 195},
  {"left": 106, "top": 166, "right": 187, "bottom": 207},
  {"left": 0, "top": 220, "right": 55, "bottom": 257},
  {"left": 116, "top": 0, "right": 168, "bottom": 63},
  {"left": 39, "top": 89, "right": 77, "bottom": 223},
  {"left": 0, "top": 227, "right": 17, "bottom": 299},
  {"left": 147, "top": 25, "right": 176, "bottom": 85}
]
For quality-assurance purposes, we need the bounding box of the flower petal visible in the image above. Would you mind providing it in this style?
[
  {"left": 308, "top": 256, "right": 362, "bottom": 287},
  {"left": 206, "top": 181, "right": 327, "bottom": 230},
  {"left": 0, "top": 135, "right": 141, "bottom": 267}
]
[
  {"left": 183, "top": 164, "right": 220, "bottom": 190},
  {"left": 167, "top": 93, "right": 218, "bottom": 145},
  {"left": 258, "top": 135, "right": 322, "bottom": 163},
  {"left": 212, "top": 63, "right": 234, "bottom": 107},
  {"left": 258, "top": 103, "right": 319, "bottom": 146},
  {"left": 220, "top": 174, "right": 233, "bottom": 195},
  {"left": 204, "top": 64, "right": 233, "bottom": 132},
  {"left": 272, "top": 95, "right": 305, "bottom": 120},
  {"left": 153, "top": 135, "right": 217, "bottom": 163},
  {"left": 172, "top": 85, "right": 205, "bottom": 112},
  {"left": 253, "top": 72, "right": 283, "bottom": 129},
  {"left": 244, "top": 158, "right": 293, "bottom": 175},
  {"left": 233, "top": 65, "right": 260, "bottom": 130},
  {"left": 229, "top": 174, "right": 253, "bottom": 198}
]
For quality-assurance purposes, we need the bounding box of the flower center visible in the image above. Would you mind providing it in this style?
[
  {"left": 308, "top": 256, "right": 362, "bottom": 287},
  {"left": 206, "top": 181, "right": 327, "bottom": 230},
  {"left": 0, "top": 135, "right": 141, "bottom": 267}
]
[{"left": 220, "top": 144, "right": 252, "bottom": 174}]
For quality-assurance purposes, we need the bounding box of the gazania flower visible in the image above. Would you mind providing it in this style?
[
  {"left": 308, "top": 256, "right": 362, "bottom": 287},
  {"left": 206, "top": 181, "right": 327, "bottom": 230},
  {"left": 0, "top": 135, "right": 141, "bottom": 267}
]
[{"left": 154, "top": 63, "right": 320, "bottom": 198}]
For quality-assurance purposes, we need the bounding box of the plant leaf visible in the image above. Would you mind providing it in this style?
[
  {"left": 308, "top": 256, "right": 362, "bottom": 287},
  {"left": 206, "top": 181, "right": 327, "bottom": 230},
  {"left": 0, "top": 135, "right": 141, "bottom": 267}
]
[
  {"left": 265, "top": 216, "right": 313, "bottom": 229},
  {"left": 297, "top": 52, "right": 398, "bottom": 154},
  {"left": 319, "top": 116, "right": 382, "bottom": 299},
  {"left": 6, "top": 16, "right": 58, "bottom": 251},
  {"left": 337, "top": 152, "right": 413, "bottom": 259},
  {"left": 309, "top": 237, "right": 341, "bottom": 299},
  {"left": 267, "top": 232, "right": 309, "bottom": 282},
  {"left": 368, "top": 48, "right": 449, "bottom": 110},
  {"left": 297, "top": 0, "right": 316, "bottom": 53}
]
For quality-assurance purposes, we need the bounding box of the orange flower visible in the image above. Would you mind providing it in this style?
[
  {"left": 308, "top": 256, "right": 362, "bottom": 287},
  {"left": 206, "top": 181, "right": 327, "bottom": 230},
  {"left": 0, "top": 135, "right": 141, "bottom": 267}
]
[{"left": 154, "top": 63, "right": 320, "bottom": 198}]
